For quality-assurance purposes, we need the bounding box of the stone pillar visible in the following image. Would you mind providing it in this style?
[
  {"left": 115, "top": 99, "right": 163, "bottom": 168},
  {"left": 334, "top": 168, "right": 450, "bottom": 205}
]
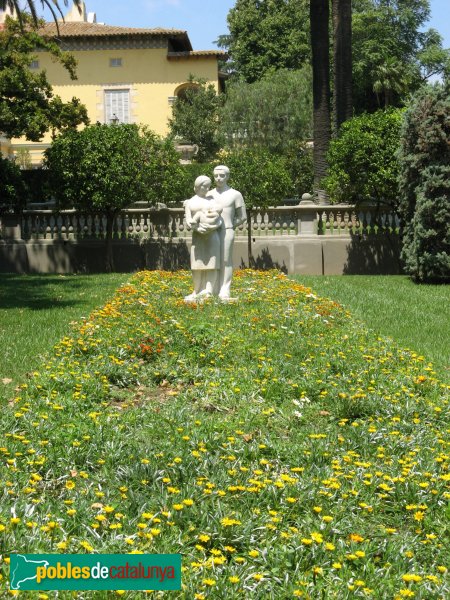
[
  {"left": 298, "top": 193, "right": 318, "bottom": 235},
  {"left": 1, "top": 213, "right": 22, "bottom": 240}
]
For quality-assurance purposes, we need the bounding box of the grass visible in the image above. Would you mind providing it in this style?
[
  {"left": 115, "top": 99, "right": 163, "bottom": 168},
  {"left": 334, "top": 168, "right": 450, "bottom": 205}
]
[
  {"left": 294, "top": 275, "right": 450, "bottom": 379},
  {"left": 0, "top": 270, "right": 449, "bottom": 599},
  {"left": 0, "top": 273, "right": 131, "bottom": 396}
]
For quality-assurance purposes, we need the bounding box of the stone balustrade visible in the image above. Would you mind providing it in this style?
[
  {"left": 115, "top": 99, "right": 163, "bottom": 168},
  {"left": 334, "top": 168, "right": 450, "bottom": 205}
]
[{"left": 4, "top": 203, "right": 400, "bottom": 242}]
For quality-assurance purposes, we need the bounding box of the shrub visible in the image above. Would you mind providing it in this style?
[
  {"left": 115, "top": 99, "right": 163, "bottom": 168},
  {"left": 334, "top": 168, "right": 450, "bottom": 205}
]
[
  {"left": 0, "top": 156, "right": 27, "bottom": 213},
  {"left": 324, "top": 109, "right": 403, "bottom": 207},
  {"left": 45, "top": 123, "right": 183, "bottom": 271},
  {"left": 220, "top": 67, "right": 313, "bottom": 155},
  {"left": 398, "top": 83, "right": 450, "bottom": 282},
  {"left": 168, "top": 77, "right": 223, "bottom": 162},
  {"left": 218, "top": 148, "right": 292, "bottom": 264},
  {"left": 174, "top": 162, "right": 217, "bottom": 205}
]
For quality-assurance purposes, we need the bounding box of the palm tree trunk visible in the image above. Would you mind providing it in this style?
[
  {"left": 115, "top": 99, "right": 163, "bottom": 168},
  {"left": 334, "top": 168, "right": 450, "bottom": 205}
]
[
  {"left": 332, "top": 0, "right": 353, "bottom": 132},
  {"left": 310, "top": 0, "right": 332, "bottom": 203}
]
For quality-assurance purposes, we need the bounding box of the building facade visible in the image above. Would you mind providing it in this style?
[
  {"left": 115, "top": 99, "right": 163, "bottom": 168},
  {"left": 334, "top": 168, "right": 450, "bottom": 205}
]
[{"left": 1, "top": 2, "right": 225, "bottom": 165}]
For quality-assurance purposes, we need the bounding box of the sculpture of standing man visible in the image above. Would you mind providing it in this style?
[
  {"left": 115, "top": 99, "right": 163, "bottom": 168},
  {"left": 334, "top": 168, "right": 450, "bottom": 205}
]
[{"left": 210, "top": 165, "right": 247, "bottom": 300}]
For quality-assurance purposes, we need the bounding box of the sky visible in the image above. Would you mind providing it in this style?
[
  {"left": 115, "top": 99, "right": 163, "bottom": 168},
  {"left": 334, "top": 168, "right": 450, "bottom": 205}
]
[{"left": 23, "top": 0, "right": 450, "bottom": 52}]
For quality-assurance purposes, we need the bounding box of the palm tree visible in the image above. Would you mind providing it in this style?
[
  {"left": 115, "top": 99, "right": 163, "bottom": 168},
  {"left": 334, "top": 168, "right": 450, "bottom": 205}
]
[
  {"left": 0, "top": 0, "right": 81, "bottom": 28},
  {"left": 332, "top": 0, "right": 352, "bottom": 132},
  {"left": 310, "top": 0, "right": 331, "bottom": 202}
]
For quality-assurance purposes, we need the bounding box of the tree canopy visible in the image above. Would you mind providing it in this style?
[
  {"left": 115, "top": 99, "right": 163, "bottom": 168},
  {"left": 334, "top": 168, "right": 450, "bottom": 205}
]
[
  {"left": 0, "top": 16, "right": 88, "bottom": 140},
  {"left": 219, "top": 67, "right": 313, "bottom": 154},
  {"left": 352, "top": 0, "right": 450, "bottom": 109},
  {"left": 220, "top": 0, "right": 449, "bottom": 111},
  {"left": 168, "top": 77, "right": 223, "bottom": 162},
  {"left": 45, "top": 123, "right": 184, "bottom": 271},
  {"left": 220, "top": 0, "right": 310, "bottom": 83}
]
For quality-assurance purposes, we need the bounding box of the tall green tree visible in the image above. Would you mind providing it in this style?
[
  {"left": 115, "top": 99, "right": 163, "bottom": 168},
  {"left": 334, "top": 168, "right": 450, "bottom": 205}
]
[
  {"left": 219, "top": 67, "right": 313, "bottom": 154},
  {"left": 352, "top": 0, "right": 450, "bottom": 110},
  {"left": 221, "top": 0, "right": 449, "bottom": 111},
  {"left": 0, "top": 16, "right": 88, "bottom": 141},
  {"left": 0, "top": 0, "right": 81, "bottom": 28},
  {"left": 45, "top": 124, "right": 184, "bottom": 272},
  {"left": 398, "top": 83, "right": 450, "bottom": 282},
  {"left": 222, "top": 0, "right": 310, "bottom": 83}
]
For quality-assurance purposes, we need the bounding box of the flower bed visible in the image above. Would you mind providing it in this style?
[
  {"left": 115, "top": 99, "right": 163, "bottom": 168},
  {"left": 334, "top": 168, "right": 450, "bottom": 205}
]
[{"left": 1, "top": 270, "right": 449, "bottom": 598}]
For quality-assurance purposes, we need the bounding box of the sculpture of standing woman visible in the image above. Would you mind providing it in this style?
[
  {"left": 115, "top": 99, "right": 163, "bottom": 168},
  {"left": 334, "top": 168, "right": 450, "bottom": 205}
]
[{"left": 184, "top": 176, "right": 223, "bottom": 302}]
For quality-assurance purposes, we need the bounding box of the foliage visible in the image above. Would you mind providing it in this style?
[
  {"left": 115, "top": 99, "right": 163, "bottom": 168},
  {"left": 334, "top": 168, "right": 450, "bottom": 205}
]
[
  {"left": 283, "top": 142, "right": 314, "bottom": 198},
  {"left": 175, "top": 162, "right": 217, "bottom": 204},
  {"left": 0, "top": 16, "right": 89, "bottom": 141},
  {"left": 398, "top": 83, "right": 450, "bottom": 282},
  {"left": 221, "top": 0, "right": 310, "bottom": 82},
  {"left": 324, "top": 109, "right": 403, "bottom": 206},
  {"left": 45, "top": 123, "right": 184, "bottom": 270},
  {"left": 219, "top": 148, "right": 292, "bottom": 210},
  {"left": 168, "top": 77, "right": 223, "bottom": 162},
  {"left": 217, "top": 148, "right": 292, "bottom": 264},
  {"left": 0, "top": 156, "right": 27, "bottom": 212},
  {"left": 220, "top": 0, "right": 449, "bottom": 113},
  {"left": 0, "top": 269, "right": 449, "bottom": 598},
  {"left": 20, "top": 168, "right": 51, "bottom": 204},
  {"left": 45, "top": 124, "right": 183, "bottom": 211},
  {"left": 352, "top": 0, "right": 450, "bottom": 111},
  {"left": 220, "top": 67, "right": 313, "bottom": 154}
]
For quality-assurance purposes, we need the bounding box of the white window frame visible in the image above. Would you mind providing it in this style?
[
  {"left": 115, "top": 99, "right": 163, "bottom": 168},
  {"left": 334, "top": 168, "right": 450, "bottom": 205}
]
[
  {"left": 104, "top": 88, "right": 130, "bottom": 124},
  {"left": 109, "top": 58, "right": 122, "bottom": 67}
]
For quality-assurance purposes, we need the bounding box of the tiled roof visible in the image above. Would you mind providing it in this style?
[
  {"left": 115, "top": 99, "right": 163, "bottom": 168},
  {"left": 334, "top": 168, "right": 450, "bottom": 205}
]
[{"left": 40, "top": 22, "right": 187, "bottom": 39}]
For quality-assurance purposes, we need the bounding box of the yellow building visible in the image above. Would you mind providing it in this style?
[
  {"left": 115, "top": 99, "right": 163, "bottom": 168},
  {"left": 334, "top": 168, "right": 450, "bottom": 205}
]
[{"left": 2, "top": 2, "right": 226, "bottom": 165}]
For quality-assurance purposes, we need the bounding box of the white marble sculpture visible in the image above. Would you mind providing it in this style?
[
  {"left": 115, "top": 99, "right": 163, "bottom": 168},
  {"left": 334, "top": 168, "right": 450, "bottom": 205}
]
[
  {"left": 184, "top": 166, "right": 246, "bottom": 302},
  {"left": 210, "top": 165, "right": 247, "bottom": 300},
  {"left": 184, "top": 175, "right": 222, "bottom": 301}
]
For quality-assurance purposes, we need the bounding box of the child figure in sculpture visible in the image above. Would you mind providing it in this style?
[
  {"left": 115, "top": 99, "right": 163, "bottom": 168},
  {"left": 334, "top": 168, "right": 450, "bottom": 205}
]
[{"left": 184, "top": 176, "right": 223, "bottom": 302}]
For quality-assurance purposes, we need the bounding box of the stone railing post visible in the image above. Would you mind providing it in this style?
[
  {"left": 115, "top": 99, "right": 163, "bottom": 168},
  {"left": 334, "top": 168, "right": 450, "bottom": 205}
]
[
  {"left": 298, "top": 193, "right": 319, "bottom": 234},
  {"left": 1, "top": 213, "right": 23, "bottom": 240}
]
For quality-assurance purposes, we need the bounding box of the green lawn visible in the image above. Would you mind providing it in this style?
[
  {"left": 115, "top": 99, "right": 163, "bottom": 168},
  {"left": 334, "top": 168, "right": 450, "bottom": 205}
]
[
  {"left": 0, "top": 273, "right": 130, "bottom": 396},
  {"left": 294, "top": 275, "right": 450, "bottom": 380},
  {"left": 1, "top": 270, "right": 448, "bottom": 598}
]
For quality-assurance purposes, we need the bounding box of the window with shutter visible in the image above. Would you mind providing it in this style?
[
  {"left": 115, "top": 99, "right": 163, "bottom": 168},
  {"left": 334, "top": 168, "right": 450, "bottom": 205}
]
[{"left": 104, "top": 89, "right": 130, "bottom": 124}]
